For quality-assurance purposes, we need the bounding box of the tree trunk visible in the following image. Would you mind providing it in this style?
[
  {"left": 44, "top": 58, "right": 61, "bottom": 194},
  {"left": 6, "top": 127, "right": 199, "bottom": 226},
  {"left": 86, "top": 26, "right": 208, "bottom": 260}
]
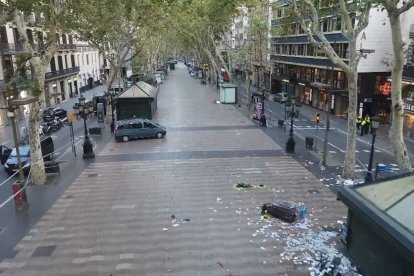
[
  {"left": 343, "top": 70, "right": 358, "bottom": 179},
  {"left": 215, "top": 45, "right": 233, "bottom": 82},
  {"left": 246, "top": 71, "right": 251, "bottom": 104},
  {"left": 29, "top": 100, "right": 46, "bottom": 185},
  {"left": 388, "top": 13, "right": 412, "bottom": 172},
  {"left": 107, "top": 64, "right": 118, "bottom": 90}
]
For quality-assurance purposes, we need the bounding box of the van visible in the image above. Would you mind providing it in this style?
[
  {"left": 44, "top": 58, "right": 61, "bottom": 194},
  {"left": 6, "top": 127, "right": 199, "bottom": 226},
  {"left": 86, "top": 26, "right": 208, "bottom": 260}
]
[
  {"left": 115, "top": 118, "right": 167, "bottom": 142},
  {"left": 1, "top": 136, "right": 54, "bottom": 175}
]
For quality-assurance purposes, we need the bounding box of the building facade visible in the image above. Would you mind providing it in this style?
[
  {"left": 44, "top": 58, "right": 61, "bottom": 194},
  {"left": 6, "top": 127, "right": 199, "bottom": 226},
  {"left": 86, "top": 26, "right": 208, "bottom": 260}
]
[
  {"left": 270, "top": 1, "right": 394, "bottom": 120},
  {"left": 0, "top": 13, "right": 103, "bottom": 127}
]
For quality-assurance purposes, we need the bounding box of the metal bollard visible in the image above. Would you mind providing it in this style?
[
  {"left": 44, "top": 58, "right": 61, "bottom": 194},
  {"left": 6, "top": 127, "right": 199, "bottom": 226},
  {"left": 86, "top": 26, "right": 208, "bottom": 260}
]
[{"left": 12, "top": 180, "right": 28, "bottom": 212}]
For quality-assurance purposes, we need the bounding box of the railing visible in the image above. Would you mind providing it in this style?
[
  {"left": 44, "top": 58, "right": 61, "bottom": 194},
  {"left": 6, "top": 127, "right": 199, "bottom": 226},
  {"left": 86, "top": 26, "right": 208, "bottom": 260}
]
[
  {"left": 58, "top": 44, "right": 77, "bottom": 50},
  {"left": 0, "top": 43, "right": 53, "bottom": 54},
  {"left": 0, "top": 43, "right": 25, "bottom": 53},
  {"left": 45, "top": 67, "right": 80, "bottom": 80}
]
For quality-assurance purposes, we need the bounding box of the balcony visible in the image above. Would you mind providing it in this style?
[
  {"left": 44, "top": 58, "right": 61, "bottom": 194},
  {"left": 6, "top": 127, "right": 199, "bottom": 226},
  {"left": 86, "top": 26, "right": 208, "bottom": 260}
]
[
  {"left": 0, "top": 43, "right": 25, "bottom": 54},
  {"left": 58, "top": 44, "right": 77, "bottom": 50},
  {"left": 45, "top": 66, "right": 80, "bottom": 80},
  {"left": 0, "top": 43, "right": 53, "bottom": 54}
]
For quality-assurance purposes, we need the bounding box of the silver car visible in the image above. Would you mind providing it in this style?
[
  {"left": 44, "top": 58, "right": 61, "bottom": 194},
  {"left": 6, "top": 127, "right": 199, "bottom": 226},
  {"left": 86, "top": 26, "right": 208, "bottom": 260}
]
[
  {"left": 274, "top": 92, "right": 288, "bottom": 103},
  {"left": 115, "top": 119, "right": 167, "bottom": 142}
]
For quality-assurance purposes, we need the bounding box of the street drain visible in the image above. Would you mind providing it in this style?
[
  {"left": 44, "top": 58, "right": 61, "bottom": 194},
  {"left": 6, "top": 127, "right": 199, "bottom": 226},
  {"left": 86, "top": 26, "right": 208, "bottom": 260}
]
[
  {"left": 308, "top": 189, "right": 320, "bottom": 194},
  {"left": 31, "top": 245, "right": 56, "bottom": 257},
  {"left": 87, "top": 173, "right": 98, "bottom": 178}
]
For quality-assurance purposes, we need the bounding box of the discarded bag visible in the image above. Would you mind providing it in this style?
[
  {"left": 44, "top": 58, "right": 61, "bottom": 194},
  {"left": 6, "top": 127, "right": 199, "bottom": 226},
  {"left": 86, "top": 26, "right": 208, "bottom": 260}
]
[
  {"left": 261, "top": 202, "right": 296, "bottom": 223},
  {"left": 236, "top": 183, "right": 252, "bottom": 188}
]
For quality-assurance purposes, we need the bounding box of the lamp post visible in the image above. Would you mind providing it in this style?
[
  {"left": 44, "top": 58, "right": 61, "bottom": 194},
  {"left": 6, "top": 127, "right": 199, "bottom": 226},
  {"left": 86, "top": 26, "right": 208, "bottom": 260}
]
[
  {"left": 365, "top": 116, "right": 380, "bottom": 183},
  {"left": 73, "top": 95, "right": 95, "bottom": 159},
  {"left": 285, "top": 97, "right": 301, "bottom": 154},
  {"left": 7, "top": 109, "right": 24, "bottom": 181}
]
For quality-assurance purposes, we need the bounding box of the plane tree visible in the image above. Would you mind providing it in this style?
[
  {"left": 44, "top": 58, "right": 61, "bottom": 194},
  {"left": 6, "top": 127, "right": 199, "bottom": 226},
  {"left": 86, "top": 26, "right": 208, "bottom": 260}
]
[
  {"left": 290, "top": 0, "right": 372, "bottom": 179},
  {"left": 0, "top": 0, "right": 70, "bottom": 185}
]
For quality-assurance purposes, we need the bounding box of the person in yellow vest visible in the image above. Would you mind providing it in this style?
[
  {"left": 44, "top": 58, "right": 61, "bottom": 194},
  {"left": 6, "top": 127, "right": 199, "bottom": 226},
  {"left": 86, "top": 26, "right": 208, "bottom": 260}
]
[
  {"left": 360, "top": 117, "right": 366, "bottom": 136},
  {"left": 356, "top": 114, "right": 362, "bottom": 130},
  {"left": 365, "top": 115, "right": 371, "bottom": 134}
]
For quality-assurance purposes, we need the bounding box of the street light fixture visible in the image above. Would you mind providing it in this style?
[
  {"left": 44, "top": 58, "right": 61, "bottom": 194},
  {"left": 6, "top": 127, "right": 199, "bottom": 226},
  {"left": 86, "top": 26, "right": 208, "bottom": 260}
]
[
  {"left": 73, "top": 95, "right": 95, "bottom": 159},
  {"left": 285, "top": 97, "right": 301, "bottom": 154},
  {"left": 365, "top": 116, "right": 380, "bottom": 183}
]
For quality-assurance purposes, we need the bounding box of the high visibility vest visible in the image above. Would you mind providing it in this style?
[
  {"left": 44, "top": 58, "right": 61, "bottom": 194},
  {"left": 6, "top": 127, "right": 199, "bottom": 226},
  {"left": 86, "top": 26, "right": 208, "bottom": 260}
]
[
  {"left": 356, "top": 117, "right": 361, "bottom": 123},
  {"left": 361, "top": 120, "right": 366, "bottom": 126},
  {"left": 365, "top": 117, "right": 371, "bottom": 124}
]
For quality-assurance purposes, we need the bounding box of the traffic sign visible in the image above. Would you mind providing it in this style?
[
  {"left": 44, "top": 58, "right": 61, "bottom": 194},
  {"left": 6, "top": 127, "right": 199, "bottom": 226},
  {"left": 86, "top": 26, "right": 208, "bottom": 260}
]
[{"left": 67, "top": 112, "right": 74, "bottom": 124}]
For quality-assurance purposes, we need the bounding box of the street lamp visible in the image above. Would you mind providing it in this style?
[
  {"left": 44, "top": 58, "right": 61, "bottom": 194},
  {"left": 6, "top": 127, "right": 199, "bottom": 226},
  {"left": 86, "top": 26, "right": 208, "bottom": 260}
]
[
  {"left": 73, "top": 95, "right": 95, "bottom": 159},
  {"left": 105, "top": 89, "right": 116, "bottom": 132},
  {"left": 285, "top": 97, "right": 301, "bottom": 154},
  {"left": 365, "top": 116, "right": 380, "bottom": 183}
]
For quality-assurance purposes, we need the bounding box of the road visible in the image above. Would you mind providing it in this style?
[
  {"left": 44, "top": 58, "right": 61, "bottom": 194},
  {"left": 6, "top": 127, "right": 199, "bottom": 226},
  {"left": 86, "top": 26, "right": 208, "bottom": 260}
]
[{"left": 236, "top": 86, "right": 414, "bottom": 179}]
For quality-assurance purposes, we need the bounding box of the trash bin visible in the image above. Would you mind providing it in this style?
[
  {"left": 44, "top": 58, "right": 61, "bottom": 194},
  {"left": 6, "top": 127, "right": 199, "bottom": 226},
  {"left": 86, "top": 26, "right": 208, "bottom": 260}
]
[
  {"left": 278, "top": 119, "right": 285, "bottom": 128},
  {"left": 44, "top": 161, "right": 60, "bottom": 174},
  {"left": 305, "top": 137, "right": 314, "bottom": 149}
]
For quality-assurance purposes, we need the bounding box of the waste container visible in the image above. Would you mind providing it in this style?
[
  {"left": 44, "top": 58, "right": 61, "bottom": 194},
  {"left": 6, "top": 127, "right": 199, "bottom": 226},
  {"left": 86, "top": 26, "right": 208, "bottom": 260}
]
[
  {"left": 305, "top": 137, "right": 314, "bottom": 149},
  {"left": 44, "top": 161, "right": 60, "bottom": 174},
  {"left": 278, "top": 119, "right": 285, "bottom": 128}
]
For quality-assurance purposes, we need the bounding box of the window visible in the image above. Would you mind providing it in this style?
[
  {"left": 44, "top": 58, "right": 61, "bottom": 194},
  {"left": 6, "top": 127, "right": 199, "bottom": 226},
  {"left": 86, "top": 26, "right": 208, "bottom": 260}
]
[
  {"left": 144, "top": 122, "right": 154, "bottom": 128},
  {"left": 130, "top": 122, "right": 142, "bottom": 129}
]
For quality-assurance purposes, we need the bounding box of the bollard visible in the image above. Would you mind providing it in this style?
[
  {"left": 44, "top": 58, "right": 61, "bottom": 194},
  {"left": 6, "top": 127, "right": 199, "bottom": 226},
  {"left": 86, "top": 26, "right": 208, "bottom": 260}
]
[{"left": 12, "top": 180, "right": 28, "bottom": 212}]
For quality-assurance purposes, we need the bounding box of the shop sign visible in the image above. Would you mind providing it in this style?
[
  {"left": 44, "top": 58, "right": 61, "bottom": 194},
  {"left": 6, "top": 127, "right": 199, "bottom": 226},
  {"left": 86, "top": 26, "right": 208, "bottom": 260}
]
[{"left": 404, "top": 101, "right": 414, "bottom": 113}]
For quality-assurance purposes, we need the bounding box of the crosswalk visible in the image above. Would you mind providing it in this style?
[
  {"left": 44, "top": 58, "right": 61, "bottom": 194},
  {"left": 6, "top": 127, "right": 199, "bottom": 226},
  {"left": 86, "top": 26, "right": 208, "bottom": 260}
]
[
  {"left": 310, "top": 148, "right": 383, "bottom": 154},
  {"left": 354, "top": 163, "right": 400, "bottom": 172}
]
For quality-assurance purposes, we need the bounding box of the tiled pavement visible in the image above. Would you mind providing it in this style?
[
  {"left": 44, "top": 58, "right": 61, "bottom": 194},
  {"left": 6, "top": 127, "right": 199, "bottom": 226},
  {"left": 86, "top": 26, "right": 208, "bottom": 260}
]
[{"left": 0, "top": 65, "right": 347, "bottom": 275}]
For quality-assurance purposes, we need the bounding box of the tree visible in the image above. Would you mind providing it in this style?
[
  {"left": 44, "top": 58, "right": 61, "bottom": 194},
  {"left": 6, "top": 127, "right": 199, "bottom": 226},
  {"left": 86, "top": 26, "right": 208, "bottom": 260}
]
[
  {"left": 373, "top": 0, "right": 414, "bottom": 173},
  {"left": 291, "top": 0, "right": 372, "bottom": 179},
  {"left": 66, "top": 0, "right": 168, "bottom": 88},
  {"left": 1, "top": 0, "right": 69, "bottom": 185}
]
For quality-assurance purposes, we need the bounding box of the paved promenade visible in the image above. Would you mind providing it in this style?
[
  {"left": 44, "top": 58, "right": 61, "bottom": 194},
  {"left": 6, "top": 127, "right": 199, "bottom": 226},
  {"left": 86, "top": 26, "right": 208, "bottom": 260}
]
[{"left": 0, "top": 64, "right": 348, "bottom": 275}]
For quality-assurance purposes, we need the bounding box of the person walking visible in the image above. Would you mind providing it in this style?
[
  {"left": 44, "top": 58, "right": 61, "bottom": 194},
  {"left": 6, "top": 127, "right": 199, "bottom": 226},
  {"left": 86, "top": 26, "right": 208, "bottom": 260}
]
[
  {"left": 365, "top": 114, "right": 371, "bottom": 134},
  {"left": 360, "top": 117, "right": 366, "bottom": 136},
  {"left": 356, "top": 114, "right": 362, "bottom": 130}
]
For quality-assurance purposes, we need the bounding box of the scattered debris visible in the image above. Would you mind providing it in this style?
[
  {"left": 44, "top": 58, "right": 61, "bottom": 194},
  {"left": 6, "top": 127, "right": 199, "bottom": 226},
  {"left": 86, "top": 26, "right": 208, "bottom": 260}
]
[
  {"left": 179, "top": 218, "right": 190, "bottom": 223},
  {"left": 172, "top": 224, "right": 180, "bottom": 227},
  {"left": 162, "top": 228, "right": 168, "bottom": 231},
  {"left": 217, "top": 197, "right": 222, "bottom": 202},
  {"left": 236, "top": 183, "right": 252, "bottom": 189}
]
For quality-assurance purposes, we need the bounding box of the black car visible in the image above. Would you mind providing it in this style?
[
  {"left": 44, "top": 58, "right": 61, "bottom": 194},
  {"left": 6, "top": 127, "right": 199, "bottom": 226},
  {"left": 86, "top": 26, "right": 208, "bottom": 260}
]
[{"left": 43, "top": 107, "right": 67, "bottom": 121}]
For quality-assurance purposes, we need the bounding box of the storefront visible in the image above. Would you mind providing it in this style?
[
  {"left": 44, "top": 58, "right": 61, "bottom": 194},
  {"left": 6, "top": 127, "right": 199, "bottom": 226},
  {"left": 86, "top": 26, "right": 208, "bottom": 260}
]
[{"left": 404, "top": 98, "right": 414, "bottom": 139}]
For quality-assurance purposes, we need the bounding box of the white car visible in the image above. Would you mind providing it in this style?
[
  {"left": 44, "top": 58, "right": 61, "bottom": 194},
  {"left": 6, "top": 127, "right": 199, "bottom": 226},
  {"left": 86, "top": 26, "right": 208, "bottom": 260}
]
[{"left": 274, "top": 92, "right": 288, "bottom": 103}]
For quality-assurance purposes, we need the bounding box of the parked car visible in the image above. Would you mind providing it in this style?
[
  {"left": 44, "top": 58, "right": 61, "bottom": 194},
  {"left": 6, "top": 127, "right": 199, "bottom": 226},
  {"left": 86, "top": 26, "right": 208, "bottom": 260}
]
[
  {"left": 115, "top": 118, "right": 167, "bottom": 142},
  {"left": 1, "top": 136, "right": 54, "bottom": 175},
  {"left": 43, "top": 107, "right": 67, "bottom": 121},
  {"left": 274, "top": 92, "right": 288, "bottom": 103}
]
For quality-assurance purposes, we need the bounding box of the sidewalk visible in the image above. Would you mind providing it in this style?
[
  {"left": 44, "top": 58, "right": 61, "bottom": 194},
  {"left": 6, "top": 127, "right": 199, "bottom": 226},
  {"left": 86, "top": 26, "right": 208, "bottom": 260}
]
[{"left": 0, "top": 85, "right": 107, "bottom": 147}]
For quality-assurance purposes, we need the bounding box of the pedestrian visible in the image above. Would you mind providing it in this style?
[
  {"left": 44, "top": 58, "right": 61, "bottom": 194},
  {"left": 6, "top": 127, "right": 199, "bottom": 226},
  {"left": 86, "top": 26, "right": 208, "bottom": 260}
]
[
  {"left": 365, "top": 114, "right": 371, "bottom": 134},
  {"left": 360, "top": 117, "right": 366, "bottom": 136},
  {"left": 356, "top": 114, "right": 362, "bottom": 130},
  {"left": 260, "top": 114, "right": 267, "bottom": 127}
]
